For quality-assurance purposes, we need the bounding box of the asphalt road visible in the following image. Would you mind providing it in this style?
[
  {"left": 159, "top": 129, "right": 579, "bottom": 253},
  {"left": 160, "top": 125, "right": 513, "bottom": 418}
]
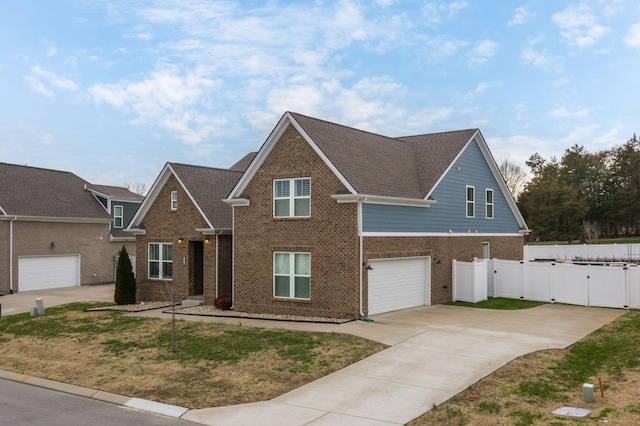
[{"left": 0, "top": 378, "right": 195, "bottom": 426}]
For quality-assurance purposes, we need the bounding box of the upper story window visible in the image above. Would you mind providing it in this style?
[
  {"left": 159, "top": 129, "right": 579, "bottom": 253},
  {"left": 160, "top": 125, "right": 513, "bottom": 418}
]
[
  {"left": 274, "top": 178, "right": 310, "bottom": 217},
  {"left": 485, "top": 189, "right": 494, "bottom": 219},
  {"left": 170, "top": 190, "right": 178, "bottom": 211},
  {"left": 466, "top": 186, "right": 475, "bottom": 218},
  {"left": 148, "top": 243, "right": 172, "bottom": 280},
  {"left": 113, "top": 205, "right": 123, "bottom": 228},
  {"left": 274, "top": 252, "right": 311, "bottom": 299}
]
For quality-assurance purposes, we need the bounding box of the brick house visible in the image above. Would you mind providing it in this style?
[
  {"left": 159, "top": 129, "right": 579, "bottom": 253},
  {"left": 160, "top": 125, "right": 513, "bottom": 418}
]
[
  {"left": 127, "top": 160, "right": 252, "bottom": 304},
  {"left": 0, "top": 162, "right": 142, "bottom": 294},
  {"left": 224, "top": 112, "right": 528, "bottom": 319}
]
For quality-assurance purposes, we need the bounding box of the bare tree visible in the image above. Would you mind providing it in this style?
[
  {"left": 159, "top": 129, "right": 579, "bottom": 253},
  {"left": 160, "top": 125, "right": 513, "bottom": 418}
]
[
  {"left": 160, "top": 279, "right": 187, "bottom": 353},
  {"left": 499, "top": 157, "right": 528, "bottom": 200},
  {"left": 125, "top": 181, "right": 147, "bottom": 195}
]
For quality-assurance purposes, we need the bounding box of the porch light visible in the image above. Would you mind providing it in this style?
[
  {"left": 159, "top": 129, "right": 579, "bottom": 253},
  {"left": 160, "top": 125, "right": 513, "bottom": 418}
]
[
  {"left": 363, "top": 261, "right": 373, "bottom": 271},
  {"left": 178, "top": 238, "right": 184, "bottom": 244},
  {"left": 204, "top": 237, "right": 211, "bottom": 244}
]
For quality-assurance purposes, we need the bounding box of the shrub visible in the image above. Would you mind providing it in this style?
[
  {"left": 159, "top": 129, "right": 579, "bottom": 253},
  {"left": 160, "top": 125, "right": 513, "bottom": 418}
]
[
  {"left": 214, "top": 294, "right": 232, "bottom": 310},
  {"left": 115, "top": 246, "right": 136, "bottom": 305}
]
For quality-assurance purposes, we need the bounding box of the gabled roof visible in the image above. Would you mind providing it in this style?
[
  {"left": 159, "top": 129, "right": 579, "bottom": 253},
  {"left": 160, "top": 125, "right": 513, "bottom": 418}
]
[
  {"left": 0, "top": 162, "right": 111, "bottom": 221},
  {"left": 87, "top": 184, "right": 144, "bottom": 202},
  {"left": 127, "top": 162, "right": 244, "bottom": 232},
  {"left": 226, "top": 112, "right": 528, "bottom": 230},
  {"left": 228, "top": 112, "right": 478, "bottom": 200}
]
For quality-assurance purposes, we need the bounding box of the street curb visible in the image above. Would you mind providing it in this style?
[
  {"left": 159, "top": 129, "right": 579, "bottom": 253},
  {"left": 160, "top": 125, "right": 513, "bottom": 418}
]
[{"left": 0, "top": 369, "right": 190, "bottom": 420}]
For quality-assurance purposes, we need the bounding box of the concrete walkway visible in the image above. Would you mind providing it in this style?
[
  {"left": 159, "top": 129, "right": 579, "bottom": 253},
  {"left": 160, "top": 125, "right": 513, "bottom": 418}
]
[{"left": 0, "top": 288, "right": 625, "bottom": 425}]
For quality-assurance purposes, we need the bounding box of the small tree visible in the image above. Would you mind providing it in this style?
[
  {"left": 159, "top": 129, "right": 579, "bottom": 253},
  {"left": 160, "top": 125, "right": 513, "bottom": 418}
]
[{"left": 114, "top": 246, "right": 136, "bottom": 305}]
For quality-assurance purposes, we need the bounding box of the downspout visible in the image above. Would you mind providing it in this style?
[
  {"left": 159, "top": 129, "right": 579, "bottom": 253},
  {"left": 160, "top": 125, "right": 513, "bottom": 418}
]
[
  {"left": 215, "top": 230, "right": 223, "bottom": 298},
  {"left": 358, "top": 200, "right": 365, "bottom": 317},
  {"left": 9, "top": 217, "right": 16, "bottom": 293},
  {"left": 215, "top": 233, "right": 219, "bottom": 298},
  {"left": 230, "top": 207, "right": 235, "bottom": 310}
]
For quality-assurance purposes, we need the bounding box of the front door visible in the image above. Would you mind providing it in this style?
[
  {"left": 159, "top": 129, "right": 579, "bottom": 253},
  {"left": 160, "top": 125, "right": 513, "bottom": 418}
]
[{"left": 192, "top": 241, "right": 204, "bottom": 295}]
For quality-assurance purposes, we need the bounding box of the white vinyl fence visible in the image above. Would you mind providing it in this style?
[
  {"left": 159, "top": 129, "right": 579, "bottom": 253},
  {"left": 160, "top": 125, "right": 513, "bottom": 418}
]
[
  {"left": 524, "top": 243, "right": 640, "bottom": 262},
  {"left": 453, "top": 258, "right": 640, "bottom": 309}
]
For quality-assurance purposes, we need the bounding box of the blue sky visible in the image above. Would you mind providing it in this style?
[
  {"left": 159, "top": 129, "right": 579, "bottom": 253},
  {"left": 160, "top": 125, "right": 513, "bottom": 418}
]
[{"left": 1, "top": 1, "right": 639, "bottom": 191}]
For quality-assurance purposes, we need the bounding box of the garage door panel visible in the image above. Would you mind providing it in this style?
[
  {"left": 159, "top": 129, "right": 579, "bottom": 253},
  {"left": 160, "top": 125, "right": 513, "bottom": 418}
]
[
  {"left": 368, "top": 257, "right": 430, "bottom": 315},
  {"left": 19, "top": 256, "right": 80, "bottom": 292}
]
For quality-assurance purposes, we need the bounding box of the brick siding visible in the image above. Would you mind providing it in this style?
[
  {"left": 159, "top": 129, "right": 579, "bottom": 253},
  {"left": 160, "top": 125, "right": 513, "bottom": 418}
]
[
  {"left": 233, "top": 124, "right": 361, "bottom": 319},
  {"left": 363, "top": 235, "right": 523, "bottom": 309},
  {"left": 1, "top": 220, "right": 120, "bottom": 293},
  {"left": 135, "top": 175, "right": 231, "bottom": 303}
]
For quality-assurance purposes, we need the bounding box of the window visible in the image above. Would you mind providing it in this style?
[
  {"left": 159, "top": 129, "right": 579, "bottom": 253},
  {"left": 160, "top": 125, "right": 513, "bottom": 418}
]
[
  {"left": 483, "top": 242, "right": 491, "bottom": 259},
  {"left": 148, "top": 243, "right": 173, "bottom": 279},
  {"left": 274, "top": 252, "right": 310, "bottom": 299},
  {"left": 485, "top": 189, "right": 494, "bottom": 219},
  {"left": 274, "top": 178, "right": 310, "bottom": 217},
  {"left": 466, "top": 186, "right": 475, "bottom": 218},
  {"left": 113, "top": 205, "right": 123, "bottom": 228},
  {"left": 170, "top": 191, "right": 178, "bottom": 210}
]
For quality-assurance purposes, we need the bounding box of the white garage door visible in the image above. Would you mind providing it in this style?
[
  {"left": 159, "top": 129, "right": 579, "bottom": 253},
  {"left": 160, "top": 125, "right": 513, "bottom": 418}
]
[
  {"left": 18, "top": 256, "right": 81, "bottom": 292},
  {"left": 368, "top": 256, "right": 430, "bottom": 315}
]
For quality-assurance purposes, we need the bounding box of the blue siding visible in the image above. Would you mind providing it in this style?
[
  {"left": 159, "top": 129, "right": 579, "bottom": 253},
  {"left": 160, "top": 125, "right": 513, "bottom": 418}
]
[
  {"left": 362, "top": 138, "right": 520, "bottom": 233},
  {"left": 112, "top": 201, "right": 141, "bottom": 229}
]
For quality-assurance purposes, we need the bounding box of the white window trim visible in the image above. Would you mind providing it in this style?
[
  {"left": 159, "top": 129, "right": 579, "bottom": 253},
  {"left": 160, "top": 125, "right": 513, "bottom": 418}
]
[
  {"left": 113, "top": 205, "right": 123, "bottom": 228},
  {"left": 148, "top": 242, "right": 173, "bottom": 280},
  {"left": 485, "top": 188, "right": 494, "bottom": 219},
  {"left": 273, "top": 177, "right": 311, "bottom": 218},
  {"left": 466, "top": 185, "right": 475, "bottom": 218},
  {"left": 483, "top": 242, "right": 491, "bottom": 259},
  {"left": 273, "top": 251, "right": 311, "bottom": 300},
  {"left": 170, "top": 191, "right": 178, "bottom": 211}
]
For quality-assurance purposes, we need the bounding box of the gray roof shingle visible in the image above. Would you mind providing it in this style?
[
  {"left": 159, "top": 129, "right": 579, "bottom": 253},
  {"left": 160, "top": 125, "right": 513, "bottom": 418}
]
[
  {"left": 289, "top": 112, "right": 477, "bottom": 199},
  {"left": 88, "top": 184, "right": 144, "bottom": 201},
  {"left": 169, "top": 163, "right": 244, "bottom": 229},
  {"left": 0, "top": 162, "right": 111, "bottom": 220}
]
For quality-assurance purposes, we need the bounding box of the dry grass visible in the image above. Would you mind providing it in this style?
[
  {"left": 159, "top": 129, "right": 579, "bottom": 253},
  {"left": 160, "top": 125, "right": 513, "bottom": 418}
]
[{"left": 0, "top": 303, "right": 385, "bottom": 408}]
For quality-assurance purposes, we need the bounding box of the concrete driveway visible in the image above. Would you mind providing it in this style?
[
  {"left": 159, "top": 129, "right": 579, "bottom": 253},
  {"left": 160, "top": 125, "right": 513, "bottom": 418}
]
[
  {"left": 0, "top": 284, "right": 114, "bottom": 316},
  {"left": 183, "top": 304, "right": 624, "bottom": 426}
]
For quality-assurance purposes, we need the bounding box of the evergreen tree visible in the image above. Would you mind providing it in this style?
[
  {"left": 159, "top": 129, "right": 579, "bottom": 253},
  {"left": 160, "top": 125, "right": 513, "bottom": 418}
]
[{"left": 115, "top": 245, "right": 136, "bottom": 305}]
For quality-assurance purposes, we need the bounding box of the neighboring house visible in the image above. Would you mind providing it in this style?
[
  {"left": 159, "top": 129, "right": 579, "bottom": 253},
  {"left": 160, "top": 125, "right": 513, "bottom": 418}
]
[
  {"left": 86, "top": 184, "right": 144, "bottom": 244},
  {"left": 126, "top": 158, "right": 252, "bottom": 304},
  {"left": 0, "top": 162, "right": 143, "bottom": 295},
  {"left": 224, "top": 112, "right": 529, "bottom": 319}
]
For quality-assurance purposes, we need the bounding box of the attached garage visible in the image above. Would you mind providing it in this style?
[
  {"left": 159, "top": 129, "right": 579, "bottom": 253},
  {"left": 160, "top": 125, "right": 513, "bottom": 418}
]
[
  {"left": 18, "top": 255, "right": 81, "bottom": 292},
  {"left": 368, "top": 256, "right": 431, "bottom": 315}
]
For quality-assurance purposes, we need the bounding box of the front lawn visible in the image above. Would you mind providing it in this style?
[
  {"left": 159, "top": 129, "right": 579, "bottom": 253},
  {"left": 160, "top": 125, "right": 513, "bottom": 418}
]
[{"left": 0, "top": 303, "right": 385, "bottom": 408}]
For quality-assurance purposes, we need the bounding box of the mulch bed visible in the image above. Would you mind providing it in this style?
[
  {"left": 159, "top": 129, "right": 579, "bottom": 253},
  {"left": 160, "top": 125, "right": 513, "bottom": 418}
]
[{"left": 166, "top": 304, "right": 354, "bottom": 324}]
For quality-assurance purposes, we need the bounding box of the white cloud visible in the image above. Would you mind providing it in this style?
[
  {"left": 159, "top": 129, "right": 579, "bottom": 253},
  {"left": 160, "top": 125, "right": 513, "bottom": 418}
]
[
  {"left": 552, "top": 3, "right": 610, "bottom": 48},
  {"left": 24, "top": 66, "right": 78, "bottom": 97},
  {"left": 422, "top": 35, "right": 468, "bottom": 61},
  {"left": 623, "top": 23, "right": 640, "bottom": 47},
  {"left": 469, "top": 40, "right": 498, "bottom": 66},
  {"left": 521, "top": 47, "right": 553, "bottom": 70},
  {"left": 46, "top": 46, "right": 57, "bottom": 58},
  {"left": 421, "top": 1, "right": 469, "bottom": 25},
  {"left": 508, "top": 5, "right": 534, "bottom": 26},
  {"left": 549, "top": 106, "right": 590, "bottom": 119},
  {"left": 89, "top": 66, "right": 222, "bottom": 144}
]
